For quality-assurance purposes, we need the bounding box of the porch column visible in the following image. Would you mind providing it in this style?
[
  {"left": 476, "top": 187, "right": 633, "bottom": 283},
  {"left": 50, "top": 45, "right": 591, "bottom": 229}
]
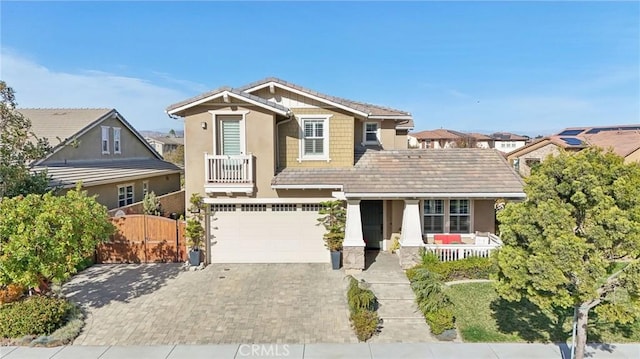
[
  {"left": 343, "top": 199, "right": 365, "bottom": 273},
  {"left": 399, "top": 199, "right": 423, "bottom": 269}
]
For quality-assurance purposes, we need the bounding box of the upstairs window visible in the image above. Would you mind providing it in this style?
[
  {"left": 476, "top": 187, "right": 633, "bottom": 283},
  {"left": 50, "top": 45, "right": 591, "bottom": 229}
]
[
  {"left": 363, "top": 122, "right": 379, "bottom": 144},
  {"left": 101, "top": 126, "right": 110, "bottom": 154},
  {"left": 299, "top": 115, "right": 331, "bottom": 161},
  {"left": 113, "top": 127, "right": 121, "bottom": 154}
]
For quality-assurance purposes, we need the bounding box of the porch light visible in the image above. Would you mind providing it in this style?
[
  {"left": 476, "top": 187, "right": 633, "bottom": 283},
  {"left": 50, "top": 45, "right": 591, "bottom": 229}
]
[{"left": 201, "top": 122, "right": 207, "bottom": 129}]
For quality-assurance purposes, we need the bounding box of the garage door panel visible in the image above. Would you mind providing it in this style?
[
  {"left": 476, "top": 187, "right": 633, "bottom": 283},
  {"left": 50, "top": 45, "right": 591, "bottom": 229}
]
[{"left": 211, "top": 208, "right": 328, "bottom": 263}]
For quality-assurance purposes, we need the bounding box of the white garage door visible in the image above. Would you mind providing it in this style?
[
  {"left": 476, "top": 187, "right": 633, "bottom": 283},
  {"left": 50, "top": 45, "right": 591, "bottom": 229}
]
[{"left": 210, "top": 204, "right": 329, "bottom": 263}]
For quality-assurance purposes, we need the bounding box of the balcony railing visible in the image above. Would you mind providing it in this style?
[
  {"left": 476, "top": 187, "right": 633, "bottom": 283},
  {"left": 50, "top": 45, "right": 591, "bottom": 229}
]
[{"left": 204, "top": 154, "right": 254, "bottom": 194}]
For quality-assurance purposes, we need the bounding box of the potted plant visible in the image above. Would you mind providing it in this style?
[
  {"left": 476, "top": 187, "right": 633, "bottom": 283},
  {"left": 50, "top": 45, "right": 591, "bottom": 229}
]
[
  {"left": 186, "top": 193, "right": 204, "bottom": 266},
  {"left": 317, "top": 200, "right": 346, "bottom": 270}
]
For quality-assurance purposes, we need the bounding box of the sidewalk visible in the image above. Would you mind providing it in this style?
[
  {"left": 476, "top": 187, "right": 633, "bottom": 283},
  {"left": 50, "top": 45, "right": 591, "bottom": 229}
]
[{"left": 1, "top": 343, "right": 638, "bottom": 359}]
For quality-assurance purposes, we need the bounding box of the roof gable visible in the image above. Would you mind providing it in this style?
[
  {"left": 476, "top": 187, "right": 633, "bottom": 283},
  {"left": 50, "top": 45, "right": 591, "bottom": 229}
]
[
  {"left": 20, "top": 108, "right": 163, "bottom": 165},
  {"left": 166, "top": 87, "right": 290, "bottom": 116}
]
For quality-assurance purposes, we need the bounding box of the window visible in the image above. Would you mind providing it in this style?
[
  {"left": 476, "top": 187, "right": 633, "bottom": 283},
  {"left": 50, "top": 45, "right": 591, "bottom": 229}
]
[
  {"left": 101, "top": 126, "right": 110, "bottom": 154},
  {"left": 240, "top": 204, "right": 267, "bottom": 212},
  {"left": 118, "top": 184, "right": 134, "bottom": 207},
  {"left": 423, "top": 200, "right": 444, "bottom": 233},
  {"left": 142, "top": 181, "right": 149, "bottom": 197},
  {"left": 298, "top": 115, "right": 330, "bottom": 161},
  {"left": 363, "top": 122, "right": 379, "bottom": 144},
  {"left": 113, "top": 127, "right": 121, "bottom": 154},
  {"left": 211, "top": 204, "right": 236, "bottom": 212},
  {"left": 272, "top": 204, "right": 297, "bottom": 212},
  {"left": 449, "top": 199, "right": 470, "bottom": 233}
]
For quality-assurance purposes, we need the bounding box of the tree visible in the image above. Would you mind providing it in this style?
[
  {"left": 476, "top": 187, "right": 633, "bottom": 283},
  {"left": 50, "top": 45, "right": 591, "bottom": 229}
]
[
  {"left": 163, "top": 146, "right": 184, "bottom": 166},
  {"left": 0, "top": 81, "right": 52, "bottom": 198},
  {"left": 317, "top": 200, "right": 346, "bottom": 251},
  {"left": 495, "top": 148, "right": 640, "bottom": 359},
  {"left": 142, "top": 191, "right": 163, "bottom": 216},
  {"left": 0, "top": 185, "right": 116, "bottom": 292}
]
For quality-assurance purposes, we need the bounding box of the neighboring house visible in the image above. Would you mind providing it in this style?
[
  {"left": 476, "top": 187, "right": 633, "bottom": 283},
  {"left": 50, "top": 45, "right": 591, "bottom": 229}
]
[
  {"left": 410, "top": 129, "right": 474, "bottom": 149},
  {"left": 167, "top": 78, "right": 524, "bottom": 270},
  {"left": 491, "top": 132, "right": 529, "bottom": 153},
  {"left": 507, "top": 124, "right": 640, "bottom": 177},
  {"left": 21, "top": 108, "right": 182, "bottom": 210},
  {"left": 469, "top": 133, "right": 494, "bottom": 149},
  {"left": 145, "top": 135, "right": 184, "bottom": 157}
]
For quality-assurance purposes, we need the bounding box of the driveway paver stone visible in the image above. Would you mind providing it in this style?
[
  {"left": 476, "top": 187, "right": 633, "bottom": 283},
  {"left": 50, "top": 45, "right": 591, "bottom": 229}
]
[{"left": 63, "top": 263, "right": 357, "bottom": 345}]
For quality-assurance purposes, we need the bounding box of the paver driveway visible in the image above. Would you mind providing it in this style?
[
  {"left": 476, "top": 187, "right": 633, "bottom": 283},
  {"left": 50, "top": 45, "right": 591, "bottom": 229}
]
[{"left": 62, "top": 263, "right": 358, "bottom": 345}]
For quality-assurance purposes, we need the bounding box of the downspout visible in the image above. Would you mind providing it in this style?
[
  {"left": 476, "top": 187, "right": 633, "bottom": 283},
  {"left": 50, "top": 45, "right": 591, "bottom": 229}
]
[{"left": 275, "top": 111, "right": 294, "bottom": 172}]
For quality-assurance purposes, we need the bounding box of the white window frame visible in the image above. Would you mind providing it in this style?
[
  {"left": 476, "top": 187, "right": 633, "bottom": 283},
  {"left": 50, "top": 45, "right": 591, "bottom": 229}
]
[
  {"left": 297, "top": 115, "right": 331, "bottom": 162},
  {"left": 113, "top": 127, "right": 121, "bottom": 154},
  {"left": 117, "top": 183, "right": 134, "bottom": 207},
  {"left": 363, "top": 121, "right": 380, "bottom": 145},
  {"left": 449, "top": 199, "right": 471, "bottom": 233},
  {"left": 423, "top": 199, "right": 444, "bottom": 234},
  {"left": 208, "top": 110, "right": 249, "bottom": 156},
  {"left": 101, "top": 126, "right": 110, "bottom": 154}
]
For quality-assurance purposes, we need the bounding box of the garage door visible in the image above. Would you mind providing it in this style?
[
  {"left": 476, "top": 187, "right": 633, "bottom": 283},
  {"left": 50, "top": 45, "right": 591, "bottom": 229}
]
[{"left": 210, "top": 203, "right": 329, "bottom": 263}]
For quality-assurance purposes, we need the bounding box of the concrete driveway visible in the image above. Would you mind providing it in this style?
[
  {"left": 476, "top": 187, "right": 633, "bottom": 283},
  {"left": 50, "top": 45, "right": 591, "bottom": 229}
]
[{"left": 62, "top": 263, "right": 358, "bottom": 345}]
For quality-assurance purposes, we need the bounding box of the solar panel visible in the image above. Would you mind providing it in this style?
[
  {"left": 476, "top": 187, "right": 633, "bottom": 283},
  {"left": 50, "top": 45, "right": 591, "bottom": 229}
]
[
  {"left": 558, "top": 129, "right": 584, "bottom": 136},
  {"left": 560, "top": 137, "right": 583, "bottom": 146},
  {"left": 586, "top": 126, "right": 640, "bottom": 134}
]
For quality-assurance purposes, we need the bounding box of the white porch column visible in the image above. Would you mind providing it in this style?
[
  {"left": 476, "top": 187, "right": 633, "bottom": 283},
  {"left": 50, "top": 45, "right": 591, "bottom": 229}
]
[
  {"left": 343, "top": 199, "right": 365, "bottom": 272},
  {"left": 399, "top": 199, "right": 423, "bottom": 269}
]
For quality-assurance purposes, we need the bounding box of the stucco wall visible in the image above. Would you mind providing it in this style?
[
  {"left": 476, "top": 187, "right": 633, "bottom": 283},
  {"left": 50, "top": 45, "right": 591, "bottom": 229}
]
[
  {"left": 45, "top": 117, "right": 156, "bottom": 164},
  {"left": 395, "top": 130, "right": 409, "bottom": 150},
  {"left": 182, "top": 104, "right": 277, "bottom": 202},
  {"left": 59, "top": 173, "right": 180, "bottom": 210},
  {"left": 107, "top": 189, "right": 186, "bottom": 217}
]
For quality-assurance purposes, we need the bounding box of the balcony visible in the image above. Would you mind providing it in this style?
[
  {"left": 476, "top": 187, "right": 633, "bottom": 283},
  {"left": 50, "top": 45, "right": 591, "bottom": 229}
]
[{"left": 204, "top": 154, "right": 254, "bottom": 195}]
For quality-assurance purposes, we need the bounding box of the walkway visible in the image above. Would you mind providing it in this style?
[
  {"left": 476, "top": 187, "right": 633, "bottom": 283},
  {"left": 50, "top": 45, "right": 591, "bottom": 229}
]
[
  {"left": 1, "top": 343, "right": 637, "bottom": 358},
  {"left": 353, "top": 250, "right": 435, "bottom": 343},
  {"left": 62, "top": 263, "right": 357, "bottom": 345}
]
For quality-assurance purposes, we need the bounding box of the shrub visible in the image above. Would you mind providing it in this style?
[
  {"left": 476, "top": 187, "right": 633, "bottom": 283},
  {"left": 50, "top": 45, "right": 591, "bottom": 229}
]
[
  {"left": 346, "top": 276, "right": 379, "bottom": 341},
  {"left": 350, "top": 309, "right": 379, "bottom": 341},
  {"left": 419, "top": 251, "right": 495, "bottom": 281},
  {"left": 426, "top": 308, "right": 456, "bottom": 335},
  {"left": 0, "top": 284, "right": 25, "bottom": 305},
  {"left": 347, "top": 277, "right": 376, "bottom": 313},
  {"left": 0, "top": 296, "right": 72, "bottom": 338}
]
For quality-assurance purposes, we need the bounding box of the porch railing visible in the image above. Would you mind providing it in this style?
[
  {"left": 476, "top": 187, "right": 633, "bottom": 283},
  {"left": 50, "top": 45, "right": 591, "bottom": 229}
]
[
  {"left": 205, "top": 154, "right": 254, "bottom": 184},
  {"left": 423, "top": 242, "right": 501, "bottom": 262}
]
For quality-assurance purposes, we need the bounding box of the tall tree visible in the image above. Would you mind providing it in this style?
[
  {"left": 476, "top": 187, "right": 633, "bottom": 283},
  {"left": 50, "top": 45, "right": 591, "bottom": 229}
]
[
  {"left": 495, "top": 148, "right": 640, "bottom": 359},
  {"left": 0, "top": 81, "right": 51, "bottom": 197}
]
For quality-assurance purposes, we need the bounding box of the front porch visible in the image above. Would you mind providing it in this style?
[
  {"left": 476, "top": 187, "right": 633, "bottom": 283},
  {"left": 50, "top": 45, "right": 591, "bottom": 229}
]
[{"left": 343, "top": 198, "right": 504, "bottom": 271}]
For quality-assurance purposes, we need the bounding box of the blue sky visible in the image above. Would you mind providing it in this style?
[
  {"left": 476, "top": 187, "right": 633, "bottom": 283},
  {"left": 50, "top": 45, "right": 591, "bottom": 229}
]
[{"left": 1, "top": 1, "right": 638, "bottom": 136}]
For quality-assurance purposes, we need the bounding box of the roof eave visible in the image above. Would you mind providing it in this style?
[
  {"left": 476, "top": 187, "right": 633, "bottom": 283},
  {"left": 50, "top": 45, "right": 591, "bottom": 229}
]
[{"left": 167, "top": 90, "right": 289, "bottom": 116}]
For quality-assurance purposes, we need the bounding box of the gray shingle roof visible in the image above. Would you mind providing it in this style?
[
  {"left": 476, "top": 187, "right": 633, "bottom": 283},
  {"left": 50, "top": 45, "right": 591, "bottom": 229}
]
[
  {"left": 19, "top": 108, "right": 114, "bottom": 146},
  {"left": 166, "top": 87, "right": 289, "bottom": 114},
  {"left": 238, "top": 77, "right": 412, "bottom": 117},
  {"left": 32, "top": 159, "right": 182, "bottom": 189},
  {"left": 272, "top": 149, "right": 524, "bottom": 196}
]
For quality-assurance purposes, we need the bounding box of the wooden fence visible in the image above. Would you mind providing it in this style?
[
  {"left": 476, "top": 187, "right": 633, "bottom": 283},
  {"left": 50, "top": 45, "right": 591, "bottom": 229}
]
[{"left": 97, "top": 215, "right": 186, "bottom": 263}]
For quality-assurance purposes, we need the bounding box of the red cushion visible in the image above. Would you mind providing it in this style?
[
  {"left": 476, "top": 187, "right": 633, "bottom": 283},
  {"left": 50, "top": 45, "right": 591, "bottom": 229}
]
[{"left": 433, "top": 234, "right": 462, "bottom": 244}]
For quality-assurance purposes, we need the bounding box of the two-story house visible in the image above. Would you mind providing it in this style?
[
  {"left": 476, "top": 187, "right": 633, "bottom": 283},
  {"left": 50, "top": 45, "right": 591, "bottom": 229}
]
[
  {"left": 167, "top": 78, "right": 524, "bottom": 270},
  {"left": 491, "top": 132, "right": 530, "bottom": 153},
  {"left": 21, "top": 108, "right": 182, "bottom": 210}
]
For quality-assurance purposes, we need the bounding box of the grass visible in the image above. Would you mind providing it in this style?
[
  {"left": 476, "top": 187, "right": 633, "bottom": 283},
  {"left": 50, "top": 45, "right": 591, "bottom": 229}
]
[{"left": 448, "top": 282, "right": 640, "bottom": 343}]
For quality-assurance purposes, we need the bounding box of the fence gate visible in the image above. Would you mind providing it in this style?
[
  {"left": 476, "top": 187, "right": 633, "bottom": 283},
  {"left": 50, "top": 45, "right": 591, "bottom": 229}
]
[{"left": 97, "top": 215, "right": 186, "bottom": 263}]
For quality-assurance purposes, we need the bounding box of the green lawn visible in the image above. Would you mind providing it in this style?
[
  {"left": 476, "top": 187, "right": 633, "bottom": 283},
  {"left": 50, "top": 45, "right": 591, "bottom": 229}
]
[{"left": 447, "top": 282, "right": 640, "bottom": 343}]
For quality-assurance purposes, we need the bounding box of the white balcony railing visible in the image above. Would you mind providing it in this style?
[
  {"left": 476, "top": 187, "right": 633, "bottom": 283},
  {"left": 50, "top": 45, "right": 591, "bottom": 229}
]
[{"left": 205, "top": 154, "right": 254, "bottom": 184}]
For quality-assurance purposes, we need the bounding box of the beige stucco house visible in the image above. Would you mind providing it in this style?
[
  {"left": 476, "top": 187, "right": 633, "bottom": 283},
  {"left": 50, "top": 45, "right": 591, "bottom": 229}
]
[
  {"left": 167, "top": 78, "right": 524, "bottom": 270},
  {"left": 21, "top": 108, "right": 182, "bottom": 210},
  {"left": 507, "top": 124, "right": 640, "bottom": 177}
]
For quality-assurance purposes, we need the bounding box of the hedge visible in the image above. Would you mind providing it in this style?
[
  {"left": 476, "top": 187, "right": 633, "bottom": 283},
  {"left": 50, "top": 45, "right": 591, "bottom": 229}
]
[
  {"left": 0, "top": 296, "right": 73, "bottom": 338},
  {"left": 346, "top": 276, "right": 379, "bottom": 341}
]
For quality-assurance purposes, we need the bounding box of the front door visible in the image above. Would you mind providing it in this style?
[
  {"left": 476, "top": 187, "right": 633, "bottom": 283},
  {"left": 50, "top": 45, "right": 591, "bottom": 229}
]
[{"left": 361, "top": 200, "right": 383, "bottom": 249}]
